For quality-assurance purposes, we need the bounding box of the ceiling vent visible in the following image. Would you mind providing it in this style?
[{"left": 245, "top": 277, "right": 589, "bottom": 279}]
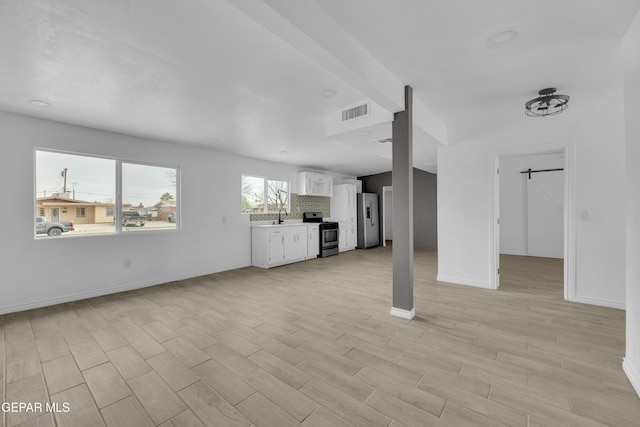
[
  {"left": 341, "top": 101, "right": 369, "bottom": 122},
  {"left": 371, "top": 138, "right": 392, "bottom": 144}
]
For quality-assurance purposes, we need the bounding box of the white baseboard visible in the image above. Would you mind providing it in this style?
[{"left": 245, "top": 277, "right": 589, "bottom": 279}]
[
  {"left": 390, "top": 307, "right": 415, "bottom": 320},
  {"left": 436, "top": 275, "right": 494, "bottom": 289},
  {"left": 0, "top": 262, "right": 250, "bottom": 315},
  {"left": 571, "top": 295, "right": 626, "bottom": 310},
  {"left": 623, "top": 357, "right": 640, "bottom": 398}
]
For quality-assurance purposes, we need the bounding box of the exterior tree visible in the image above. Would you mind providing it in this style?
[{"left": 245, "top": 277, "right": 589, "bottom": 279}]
[
  {"left": 267, "top": 180, "right": 288, "bottom": 212},
  {"left": 241, "top": 176, "right": 288, "bottom": 213},
  {"left": 160, "top": 192, "right": 174, "bottom": 201},
  {"left": 242, "top": 176, "right": 264, "bottom": 213}
]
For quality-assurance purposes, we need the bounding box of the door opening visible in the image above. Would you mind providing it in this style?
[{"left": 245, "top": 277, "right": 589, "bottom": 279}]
[{"left": 493, "top": 149, "right": 574, "bottom": 301}]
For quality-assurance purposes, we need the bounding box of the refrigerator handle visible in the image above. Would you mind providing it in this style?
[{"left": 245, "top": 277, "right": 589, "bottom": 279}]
[{"left": 369, "top": 202, "right": 374, "bottom": 226}]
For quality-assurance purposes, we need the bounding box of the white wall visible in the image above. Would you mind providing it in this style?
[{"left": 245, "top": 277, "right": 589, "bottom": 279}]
[
  {"left": 623, "top": 9, "right": 640, "bottom": 397},
  {"left": 0, "top": 111, "right": 330, "bottom": 314},
  {"left": 499, "top": 153, "right": 564, "bottom": 256},
  {"left": 437, "top": 100, "right": 626, "bottom": 307}
]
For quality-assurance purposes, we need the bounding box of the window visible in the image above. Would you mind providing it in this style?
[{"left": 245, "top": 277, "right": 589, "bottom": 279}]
[
  {"left": 122, "top": 163, "right": 177, "bottom": 232},
  {"left": 242, "top": 175, "right": 288, "bottom": 214},
  {"left": 35, "top": 149, "right": 178, "bottom": 238},
  {"left": 36, "top": 150, "right": 116, "bottom": 237}
]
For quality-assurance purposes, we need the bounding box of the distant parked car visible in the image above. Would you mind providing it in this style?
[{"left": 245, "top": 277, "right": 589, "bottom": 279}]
[
  {"left": 168, "top": 213, "right": 176, "bottom": 223},
  {"left": 120, "top": 211, "right": 146, "bottom": 227},
  {"left": 35, "top": 216, "right": 74, "bottom": 237}
]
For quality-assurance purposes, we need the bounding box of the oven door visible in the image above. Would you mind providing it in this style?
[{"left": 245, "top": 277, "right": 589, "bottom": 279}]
[
  {"left": 320, "top": 227, "right": 339, "bottom": 257},
  {"left": 322, "top": 228, "right": 338, "bottom": 247}
]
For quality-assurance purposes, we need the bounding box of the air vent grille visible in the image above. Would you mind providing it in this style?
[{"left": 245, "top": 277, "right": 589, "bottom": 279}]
[
  {"left": 341, "top": 102, "right": 369, "bottom": 121},
  {"left": 378, "top": 138, "right": 392, "bottom": 144}
]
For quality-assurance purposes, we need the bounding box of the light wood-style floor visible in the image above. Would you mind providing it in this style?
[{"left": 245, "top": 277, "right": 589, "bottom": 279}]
[{"left": 1, "top": 247, "right": 639, "bottom": 426}]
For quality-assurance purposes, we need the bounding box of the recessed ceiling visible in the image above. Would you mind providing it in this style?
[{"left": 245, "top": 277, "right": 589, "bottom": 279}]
[{"left": 1, "top": 0, "right": 639, "bottom": 176}]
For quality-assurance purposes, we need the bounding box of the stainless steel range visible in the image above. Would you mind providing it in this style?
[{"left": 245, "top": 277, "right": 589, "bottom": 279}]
[{"left": 303, "top": 212, "right": 339, "bottom": 258}]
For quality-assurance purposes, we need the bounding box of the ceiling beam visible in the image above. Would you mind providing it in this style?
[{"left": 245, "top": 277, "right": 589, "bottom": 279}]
[{"left": 224, "top": 0, "right": 448, "bottom": 146}]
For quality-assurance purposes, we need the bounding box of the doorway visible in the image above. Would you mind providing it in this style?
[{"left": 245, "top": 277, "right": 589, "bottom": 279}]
[{"left": 493, "top": 147, "right": 575, "bottom": 301}]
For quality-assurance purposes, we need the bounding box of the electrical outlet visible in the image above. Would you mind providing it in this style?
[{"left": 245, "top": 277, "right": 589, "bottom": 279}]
[{"left": 124, "top": 259, "right": 132, "bottom": 268}]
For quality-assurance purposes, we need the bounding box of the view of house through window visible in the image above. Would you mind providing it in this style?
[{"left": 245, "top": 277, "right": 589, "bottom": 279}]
[
  {"left": 35, "top": 150, "right": 116, "bottom": 237},
  {"left": 242, "top": 175, "right": 288, "bottom": 214},
  {"left": 122, "top": 163, "right": 177, "bottom": 232},
  {"left": 35, "top": 150, "right": 178, "bottom": 237}
]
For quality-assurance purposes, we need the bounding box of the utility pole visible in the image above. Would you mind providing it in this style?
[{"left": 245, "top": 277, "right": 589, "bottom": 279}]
[{"left": 61, "top": 168, "right": 68, "bottom": 194}]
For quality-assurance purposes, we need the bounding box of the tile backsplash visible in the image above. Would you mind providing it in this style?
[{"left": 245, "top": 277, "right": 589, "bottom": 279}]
[{"left": 250, "top": 193, "right": 330, "bottom": 222}]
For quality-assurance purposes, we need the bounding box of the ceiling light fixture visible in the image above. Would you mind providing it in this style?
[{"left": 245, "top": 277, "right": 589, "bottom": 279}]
[
  {"left": 525, "top": 88, "right": 570, "bottom": 117},
  {"left": 322, "top": 89, "right": 337, "bottom": 97},
  {"left": 28, "top": 99, "right": 51, "bottom": 107}
]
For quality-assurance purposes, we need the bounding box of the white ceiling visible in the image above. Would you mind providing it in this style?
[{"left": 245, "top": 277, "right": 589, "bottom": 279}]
[{"left": 1, "top": 0, "right": 639, "bottom": 177}]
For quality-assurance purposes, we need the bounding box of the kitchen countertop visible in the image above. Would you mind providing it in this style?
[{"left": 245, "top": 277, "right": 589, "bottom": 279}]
[{"left": 251, "top": 221, "right": 308, "bottom": 228}]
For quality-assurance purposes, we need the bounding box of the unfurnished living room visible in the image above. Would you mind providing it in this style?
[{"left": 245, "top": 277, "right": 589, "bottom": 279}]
[{"left": 1, "top": 1, "right": 640, "bottom": 426}]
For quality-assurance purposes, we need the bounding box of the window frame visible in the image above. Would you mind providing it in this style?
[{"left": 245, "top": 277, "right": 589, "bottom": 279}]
[
  {"left": 34, "top": 148, "right": 180, "bottom": 239},
  {"left": 241, "top": 174, "right": 290, "bottom": 215}
]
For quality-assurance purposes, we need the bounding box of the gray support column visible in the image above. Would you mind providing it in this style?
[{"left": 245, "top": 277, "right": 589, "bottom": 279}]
[{"left": 391, "top": 86, "right": 415, "bottom": 320}]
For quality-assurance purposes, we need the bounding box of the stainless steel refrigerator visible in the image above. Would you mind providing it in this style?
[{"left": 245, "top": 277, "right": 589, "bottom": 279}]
[{"left": 357, "top": 193, "right": 380, "bottom": 248}]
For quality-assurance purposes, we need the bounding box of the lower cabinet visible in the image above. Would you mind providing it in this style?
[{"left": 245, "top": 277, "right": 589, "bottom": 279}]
[
  {"left": 252, "top": 225, "right": 308, "bottom": 268},
  {"left": 267, "top": 229, "right": 285, "bottom": 265},
  {"left": 348, "top": 223, "right": 357, "bottom": 249},
  {"left": 284, "top": 226, "right": 308, "bottom": 261},
  {"left": 338, "top": 220, "right": 347, "bottom": 251},
  {"left": 307, "top": 224, "right": 319, "bottom": 259}
]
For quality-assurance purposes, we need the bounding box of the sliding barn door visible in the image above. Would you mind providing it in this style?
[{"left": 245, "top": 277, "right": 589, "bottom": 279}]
[{"left": 527, "top": 170, "right": 564, "bottom": 258}]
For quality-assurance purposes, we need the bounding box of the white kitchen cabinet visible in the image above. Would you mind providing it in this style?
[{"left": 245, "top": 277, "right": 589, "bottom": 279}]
[
  {"left": 331, "top": 184, "right": 357, "bottom": 251},
  {"left": 338, "top": 220, "right": 347, "bottom": 251},
  {"left": 252, "top": 227, "right": 284, "bottom": 268},
  {"left": 298, "top": 172, "right": 334, "bottom": 197},
  {"left": 268, "top": 229, "right": 285, "bottom": 264},
  {"left": 284, "top": 226, "right": 308, "bottom": 262},
  {"left": 252, "top": 225, "right": 307, "bottom": 268},
  {"left": 307, "top": 224, "right": 319, "bottom": 259},
  {"left": 342, "top": 178, "right": 362, "bottom": 193}
]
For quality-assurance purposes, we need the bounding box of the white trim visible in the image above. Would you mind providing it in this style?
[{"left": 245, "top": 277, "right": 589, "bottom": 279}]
[
  {"left": 572, "top": 295, "right": 626, "bottom": 310},
  {"left": 437, "top": 275, "right": 493, "bottom": 289},
  {"left": 390, "top": 307, "right": 415, "bottom": 320},
  {"left": 0, "top": 262, "right": 250, "bottom": 315},
  {"left": 491, "top": 143, "right": 576, "bottom": 302},
  {"left": 623, "top": 358, "right": 640, "bottom": 398},
  {"left": 492, "top": 156, "right": 500, "bottom": 290},
  {"left": 564, "top": 144, "right": 577, "bottom": 302}
]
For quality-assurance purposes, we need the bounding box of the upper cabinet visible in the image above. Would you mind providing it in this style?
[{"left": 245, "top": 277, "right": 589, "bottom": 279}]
[{"left": 298, "top": 172, "right": 333, "bottom": 197}]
